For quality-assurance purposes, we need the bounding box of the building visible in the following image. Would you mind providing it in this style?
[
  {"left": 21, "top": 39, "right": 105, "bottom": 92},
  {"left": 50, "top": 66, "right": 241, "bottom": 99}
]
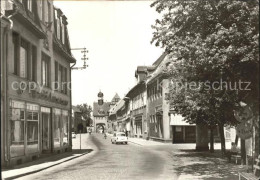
[
  {"left": 72, "top": 106, "right": 87, "bottom": 133},
  {"left": 125, "top": 77, "right": 147, "bottom": 139},
  {"left": 1, "top": 13, "right": 11, "bottom": 167},
  {"left": 93, "top": 91, "right": 111, "bottom": 133},
  {"left": 108, "top": 99, "right": 126, "bottom": 133},
  {"left": 145, "top": 53, "right": 172, "bottom": 142},
  {"left": 1, "top": 0, "right": 76, "bottom": 167}
]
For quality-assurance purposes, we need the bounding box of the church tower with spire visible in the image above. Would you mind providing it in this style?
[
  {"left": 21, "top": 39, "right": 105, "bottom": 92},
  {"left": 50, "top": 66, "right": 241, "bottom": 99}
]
[{"left": 98, "top": 91, "right": 104, "bottom": 105}]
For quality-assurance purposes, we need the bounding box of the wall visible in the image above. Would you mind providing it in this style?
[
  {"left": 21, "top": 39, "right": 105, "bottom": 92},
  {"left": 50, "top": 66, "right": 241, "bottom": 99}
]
[{"left": 162, "top": 79, "right": 170, "bottom": 140}]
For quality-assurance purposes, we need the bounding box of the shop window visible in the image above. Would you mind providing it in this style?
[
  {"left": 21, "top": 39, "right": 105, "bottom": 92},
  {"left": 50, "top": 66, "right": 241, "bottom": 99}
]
[
  {"left": 42, "top": 53, "right": 50, "bottom": 87},
  {"left": 54, "top": 109, "right": 61, "bottom": 148},
  {"left": 62, "top": 110, "right": 69, "bottom": 146},
  {"left": 27, "top": 103, "right": 39, "bottom": 153},
  {"left": 10, "top": 100, "right": 25, "bottom": 157}
]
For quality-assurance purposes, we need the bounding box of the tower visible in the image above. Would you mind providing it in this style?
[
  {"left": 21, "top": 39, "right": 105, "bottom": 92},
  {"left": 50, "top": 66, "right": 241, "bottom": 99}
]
[{"left": 98, "top": 91, "right": 104, "bottom": 105}]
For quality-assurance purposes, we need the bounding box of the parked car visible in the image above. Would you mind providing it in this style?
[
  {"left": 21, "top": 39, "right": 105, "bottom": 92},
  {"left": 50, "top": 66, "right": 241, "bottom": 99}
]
[
  {"left": 72, "top": 132, "right": 76, "bottom": 138},
  {"left": 111, "top": 132, "right": 128, "bottom": 144}
]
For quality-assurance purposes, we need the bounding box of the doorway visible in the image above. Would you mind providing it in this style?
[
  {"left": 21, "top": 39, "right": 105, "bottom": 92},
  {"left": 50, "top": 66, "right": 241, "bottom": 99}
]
[
  {"left": 173, "top": 126, "right": 184, "bottom": 143},
  {"left": 41, "top": 107, "right": 51, "bottom": 153}
]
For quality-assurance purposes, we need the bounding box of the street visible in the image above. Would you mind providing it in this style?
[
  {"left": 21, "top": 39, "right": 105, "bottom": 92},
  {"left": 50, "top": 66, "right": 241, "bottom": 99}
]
[{"left": 17, "top": 134, "right": 245, "bottom": 180}]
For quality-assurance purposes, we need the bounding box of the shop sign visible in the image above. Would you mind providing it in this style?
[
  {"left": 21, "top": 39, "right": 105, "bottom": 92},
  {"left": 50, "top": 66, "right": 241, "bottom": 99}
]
[
  {"left": 30, "top": 89, "right": 68, "bottom": 106},
  {"left": 233, "top": 105, "right": 253, "bottom": 123},
  {"left": 236, "top": 122, "right": 252, "bottom": 140}
]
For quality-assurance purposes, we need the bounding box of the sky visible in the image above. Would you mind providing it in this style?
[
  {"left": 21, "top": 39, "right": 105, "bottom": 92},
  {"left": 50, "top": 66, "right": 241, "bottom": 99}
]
[{"left": 54, "top": 1, "right": 164, "bottom": 106}]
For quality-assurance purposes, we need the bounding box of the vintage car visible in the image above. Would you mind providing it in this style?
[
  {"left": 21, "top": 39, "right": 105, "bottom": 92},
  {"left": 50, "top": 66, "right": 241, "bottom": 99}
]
[{"left": 111, "top": 132, "right": 128, "bottom": 144}]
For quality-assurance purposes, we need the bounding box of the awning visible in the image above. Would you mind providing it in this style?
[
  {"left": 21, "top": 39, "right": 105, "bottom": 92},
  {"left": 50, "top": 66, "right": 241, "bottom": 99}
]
[
  {"left": 170, "top": 114, "right": 195, "bottom": 126},
  {"left": 135, "top": 116, "right": 142, "bottom": 122}
]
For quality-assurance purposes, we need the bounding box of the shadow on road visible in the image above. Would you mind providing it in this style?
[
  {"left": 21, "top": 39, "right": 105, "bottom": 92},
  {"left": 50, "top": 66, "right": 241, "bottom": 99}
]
[{"left": 171, "top": 149, "right": 247, "bottom": 180}]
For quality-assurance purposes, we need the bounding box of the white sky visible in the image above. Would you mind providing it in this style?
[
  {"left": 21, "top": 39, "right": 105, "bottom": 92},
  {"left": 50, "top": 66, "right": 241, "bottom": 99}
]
[{"left": 54, "top": 1, "right": 164, "bottom": 106}]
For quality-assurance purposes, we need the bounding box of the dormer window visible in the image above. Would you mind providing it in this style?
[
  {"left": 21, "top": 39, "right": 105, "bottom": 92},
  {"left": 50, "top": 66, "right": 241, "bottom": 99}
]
[
  {"left": 39, "top": 0, "right": 43, "bottom": 20},
  {"left": 27, "top": 0, "right": 32, "bottom": 12},
  {"left": 61, "top": 17, "right": 65, "bottom": 44},
  {"left": 56, "top": 13, "right": 60, "bottom": 40},
  {"left": 47, "top": 1, "right": 51, "bottom": 23}
]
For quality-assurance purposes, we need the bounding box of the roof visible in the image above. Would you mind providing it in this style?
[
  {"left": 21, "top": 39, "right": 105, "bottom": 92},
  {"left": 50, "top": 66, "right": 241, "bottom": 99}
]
[
  {"left": 93, "top": 102, "right": 111, "bottom": 116},
  {"left": 125, "top": 80, "right": 146, "bottom": 98},
  {"left": 111, "top": 93, "right": 120, "bottom": 102},
  {"left": 146, "top": 53, "right": 174, "bottom": 84},
  {"left": 152, "top": 52, "right": 168, "bottom": 67},
  {"left": 109, "top": 99, "right": 125, "bottom": 116}
]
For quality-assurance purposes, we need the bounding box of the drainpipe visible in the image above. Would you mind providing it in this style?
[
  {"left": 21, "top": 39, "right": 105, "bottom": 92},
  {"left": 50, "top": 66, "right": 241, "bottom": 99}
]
[
  {"left": 2, "top": 8, "right": 18, "bottom": 166},
  {"left": 1, "top": 19, "right": 10, "bottom": 166},
  {"left": 69, "top": 62, "right": 76, "bottom": 151}
]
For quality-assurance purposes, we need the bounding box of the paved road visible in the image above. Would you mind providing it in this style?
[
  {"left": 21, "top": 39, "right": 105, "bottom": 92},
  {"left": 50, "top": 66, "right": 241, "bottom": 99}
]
[
  {"left": 18, "top": 134, "right": 243, "bottom": 180},
  {"left": 18, "top": 134, "right": 172, "bottom": 180}
]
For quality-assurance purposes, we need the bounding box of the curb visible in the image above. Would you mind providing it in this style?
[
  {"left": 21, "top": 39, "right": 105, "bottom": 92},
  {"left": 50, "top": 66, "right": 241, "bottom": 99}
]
[{"left": 3, "top": 150, "right": 92, "bottom": 180}]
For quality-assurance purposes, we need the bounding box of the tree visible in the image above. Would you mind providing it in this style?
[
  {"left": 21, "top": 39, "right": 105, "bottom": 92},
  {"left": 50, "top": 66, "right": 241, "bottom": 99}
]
[
  {"left": 76, "top": 103, "right": 92, "bottom": 127},
  {"left": 151, "top": 0, "right": 259, "bottom": 153}
]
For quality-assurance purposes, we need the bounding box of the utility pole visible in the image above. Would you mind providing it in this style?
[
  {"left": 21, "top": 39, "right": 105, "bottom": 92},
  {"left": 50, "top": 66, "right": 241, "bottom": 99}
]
[{"left": 70, "top": 47, "right": 89, "bottom": 70}]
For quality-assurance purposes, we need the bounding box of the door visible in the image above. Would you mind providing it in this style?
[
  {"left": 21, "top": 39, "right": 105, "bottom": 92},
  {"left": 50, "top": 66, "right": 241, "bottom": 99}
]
[
  {"left": 173, "top": 126, "right": 184, "bottom": 143},
  {"left": 42, "top": 110, "right": 51, "bottom": 152},
  {"left": 185, "top": 126, "right": 196, "bottom": 143}
]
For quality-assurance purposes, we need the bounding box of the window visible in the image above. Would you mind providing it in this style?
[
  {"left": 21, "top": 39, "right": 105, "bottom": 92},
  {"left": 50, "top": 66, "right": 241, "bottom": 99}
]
[
  {"left": 48, "top": 1, "right": 51, "bottom": 23},
  {"left": 39, "top": 0, "right": 42, "bottom": 20},
  {"left": 55, "top": 62, "right": 68, "bottom": 94},
  {"left": 10, "top": 100, "right": 25, "bottom": 157},
  {"left": 12, "top": 33, "right": 37, "bottom": 80},
  {"left": 42, "top": 0, "right": 45, "bottom": 22},
  {"left": 42, "top": 53, "right": 50, "bottom": 87},
  {"left": 12, "top": 33, "right": 18, "bottom": 75},
  {"left": 44, "top": 1, "right": 48, "bottom": 22},
  {"left": 27, "top": 0, "right": 32, "bottom": 12},
  {"left": 58, "top": 65, "right": 62, "bottom": 91},
  {"left": 64, "top": 68, "right": 67, "bottom": 94},
  {"left": 31, "top": 45, "right": 37, "bottom": 81},
  {"left": 55, "top": 61, "right": 58, "bottom": 90},
  {"left": 20, "top": 39, "right": 28, "bottom": 78},
  {"left": 61, "top": 18, "right": 65, "bottom": 44},
  {"left": 56, "top": 14, "right": 61, "bottom": 39},
  {"left": 27, "top": 103, "right": 39, "bottom": 153}
]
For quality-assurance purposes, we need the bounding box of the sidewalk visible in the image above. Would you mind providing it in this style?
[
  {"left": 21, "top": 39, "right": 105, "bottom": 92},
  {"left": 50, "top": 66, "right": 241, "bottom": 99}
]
[
  {"left": 2, "top": 134, "right": 93, "bottom": 180},
  {"left": 128, "top": 137, "right": 168, "bottom": 146},
  {"left": 128, "top": 136, "right": 233, "bottom": 149}
]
